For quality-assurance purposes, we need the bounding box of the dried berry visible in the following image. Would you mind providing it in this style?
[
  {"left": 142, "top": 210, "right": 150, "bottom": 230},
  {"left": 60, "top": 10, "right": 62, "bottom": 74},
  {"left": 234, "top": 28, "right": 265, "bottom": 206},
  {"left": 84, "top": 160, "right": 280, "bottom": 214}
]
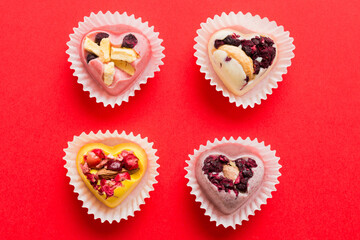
[
  {"left": 94, "top": 32, "right": 109, "bottom": 45},
  {"left": 223, "top": 35, "right": 241, "bottom": 47},
  {"left": 115, "top": 172, "right": 131, "bottom": 182},
  {"left": 218, "top": 155, "right": 229, "bottom": 163},
  {"left": 122, "top": 34, "right": 138, "bottom": 48},
  {"left": 106, "top": 160, "right": 123, "bottom": 171},
  {"left": 243, "top": 169, "right": 253, "bottom": 178},
  {"left": 202, "top": 155, "right": 223, "bottom": 174},
  {"left": 86, "top": 53, "right": 98, "bottom": 63},
  {"left": 122, "top": 151, "right": 139, "bottom": 170},
  {"left": 214, "top": 39, "right": 224, "bottom": 49}
]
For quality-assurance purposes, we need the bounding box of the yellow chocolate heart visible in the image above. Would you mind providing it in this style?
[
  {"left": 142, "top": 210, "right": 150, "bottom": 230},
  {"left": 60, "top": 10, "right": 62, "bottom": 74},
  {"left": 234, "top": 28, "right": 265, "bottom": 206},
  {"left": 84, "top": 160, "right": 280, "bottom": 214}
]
[{"left": 76, "top": 142, "right": 147, "bottom": 208}]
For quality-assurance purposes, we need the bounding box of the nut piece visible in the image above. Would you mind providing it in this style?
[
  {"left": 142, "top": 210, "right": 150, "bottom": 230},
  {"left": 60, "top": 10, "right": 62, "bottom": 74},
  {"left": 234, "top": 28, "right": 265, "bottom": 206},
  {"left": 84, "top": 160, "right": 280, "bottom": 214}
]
[
  {"left": 113, "top": 60, "right": 135, "bottom": 76},
  {"left": 97, "top": 168, "right": 118, "bottom": 180},
  {"left": 223, "top": 162, "right": 240, "bottom": 182},
  {"left": 103, "top": 62, "right": 115, "bottom": 86},
  {"left": 111, "top": 47, "right": 139, "bottom": 63},
  {"left": 218, "top": 45, "right": 254, "bottom": 79},
  {"left": 99, "top": 38, "right": 111, "bottom": 63},
  {"left": 84, "top": 37, "right": 101, "bottom": 56}
]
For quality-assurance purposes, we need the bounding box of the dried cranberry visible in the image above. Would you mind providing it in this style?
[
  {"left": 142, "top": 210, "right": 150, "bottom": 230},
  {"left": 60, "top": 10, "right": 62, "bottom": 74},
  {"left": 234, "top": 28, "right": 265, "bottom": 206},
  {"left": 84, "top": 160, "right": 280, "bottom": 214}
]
[
  {"left": 86, "top": 53, "right": 98, "bottom": 63},
  {"left": 225, "top": 56, "right": 232, "bottom": 62},
  {"left": 242, "top": 169, "right": 253, "bottom": 178},
  {"left": 246, "top": 158, "right": 258, "bottom": 168},
  {"left": 223, "top": 35, "right": 241, "bottom": 47},
  {"left": 218, "top": 155, "right": 229, "bottom": 163},
  {"left": 253, "top": 60, "right": 260, "bottom": 74},
  {"left": 236, "top": 183, "right": 247, "bottom": 192},
  {"left": 92, "top": 149, "right": 105, "bottom": 159},
  {"left": 214, "top": 40, "right": 224, "bottom": 49},
  {"left": 106, "top": 160, "right": 123, "bottom": 171},
  {"left": 115, "top": 172, "right": 131, "bottom": 182},
  {"left": 94, "top": 32, "right": 109, "bottom": 45},
  {"left": 203, "top": 155, "right": 223, "bottom": 173},
  {"left": 122, "top": 34, "right": 138, "bottom": 48},
  {"left": 122, "top": 152, "right": 139, "bottom": 170}
]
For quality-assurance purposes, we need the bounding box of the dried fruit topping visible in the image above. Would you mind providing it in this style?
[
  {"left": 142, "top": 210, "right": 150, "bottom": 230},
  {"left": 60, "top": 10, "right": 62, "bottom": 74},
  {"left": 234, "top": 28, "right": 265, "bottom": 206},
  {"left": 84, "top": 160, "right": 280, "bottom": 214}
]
[
  {"left": 80, "top": 149, "right": 140, "bottom": 199},
  {"left": 202, "top": 155, "right": 223, "bottom": 174},
  {"left": 94, "top": 32, "right": 109, "bottom": 45},
  {"left": 86, "top": 151, "right": 101, "bottom": 168},
  {"left": 86, "top": 53, "right": 98, "bottom": 63},
  {"left": 115, "top": 172, "right": 131, "bottom": 182},
  {"left": 106, "top": 160, "right": 123, "bottom": 171},
  {"left": 122, "top": 151, "right": 139, "bottom": 170},
  {"left": 214, "top": 34, "right": 276, "bottom": 74},
  {"left": 203, "top": 155, "right": 258, "bottom": 195},
  {"left": 122, "top": 34, "right": 138, "bottom": 48}
]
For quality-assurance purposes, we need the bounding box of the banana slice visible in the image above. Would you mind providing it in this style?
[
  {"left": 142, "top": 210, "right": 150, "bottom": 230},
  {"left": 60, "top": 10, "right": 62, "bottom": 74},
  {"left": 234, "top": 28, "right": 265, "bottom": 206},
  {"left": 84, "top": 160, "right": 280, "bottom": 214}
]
[{"left": 218, "top": 45, "right": 254, "bottom": 79}]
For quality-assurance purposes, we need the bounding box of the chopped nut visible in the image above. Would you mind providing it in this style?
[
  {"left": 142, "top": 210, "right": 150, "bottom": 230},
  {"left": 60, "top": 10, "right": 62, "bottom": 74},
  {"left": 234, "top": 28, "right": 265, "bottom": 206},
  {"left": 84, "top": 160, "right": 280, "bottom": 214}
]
[
  {"left": 84, "top": 37, "right": 101, "bottom": 56},
  {"left": 99, "top": 38, "right": 111, "bottom": 63},
  {"left": 113, "top": 60, "right": 135, "bottom": 76},
  {"left": 103, "top": 62, "right": 115, "bottom": 86},
  {"left": 223, "top": 162, "right": 240, "bottom": 181},
  {"left": 111, "top": 47, "right": 139, "bottom": 63},
  {"left": 97, "top": 169, "right": 118, "bottom": 180}
]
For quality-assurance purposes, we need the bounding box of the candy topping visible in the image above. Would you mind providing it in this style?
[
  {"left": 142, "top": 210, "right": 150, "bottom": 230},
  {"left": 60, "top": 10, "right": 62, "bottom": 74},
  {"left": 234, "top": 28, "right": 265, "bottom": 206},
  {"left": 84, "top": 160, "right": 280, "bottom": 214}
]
[
  {"left": 81, "top": 149, "right": 140, "bottom": 199},
  {"left": 202, "top": 155, "right": 258, "bottom": 195}
]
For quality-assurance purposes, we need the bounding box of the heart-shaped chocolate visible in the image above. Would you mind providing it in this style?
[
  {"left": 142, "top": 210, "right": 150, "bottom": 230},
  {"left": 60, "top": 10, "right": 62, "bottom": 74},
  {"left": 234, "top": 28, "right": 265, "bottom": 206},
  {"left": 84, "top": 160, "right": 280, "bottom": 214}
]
[
  {"left": 208, "top": 29, "right": 277, "bottom": 96},
  {"left": 76, "top": 142, "right": 147, "bottom": 208},
  {"left": 81, "top": 27, "right": 150, "bottom": 95},
  {"left": 195, "top": 143, "right": 264, "bottom": 214}
]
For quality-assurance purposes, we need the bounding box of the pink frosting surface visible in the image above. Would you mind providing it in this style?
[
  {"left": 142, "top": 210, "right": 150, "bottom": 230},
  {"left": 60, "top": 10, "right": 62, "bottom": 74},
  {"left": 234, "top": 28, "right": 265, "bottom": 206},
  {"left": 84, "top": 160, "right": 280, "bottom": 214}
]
[
  {"left": 80, "top": 26, "right": 151, "bottom": 95},
  {"left": 195, "top": 143, "right": 264, "bottom": 215}
]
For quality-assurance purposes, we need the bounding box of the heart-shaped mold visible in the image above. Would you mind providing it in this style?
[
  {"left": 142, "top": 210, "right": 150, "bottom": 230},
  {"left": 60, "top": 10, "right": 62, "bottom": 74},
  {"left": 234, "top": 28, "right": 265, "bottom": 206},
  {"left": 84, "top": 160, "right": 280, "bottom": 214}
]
[{"left": 208, "top": 29, "right": 277, "bottom": 96}]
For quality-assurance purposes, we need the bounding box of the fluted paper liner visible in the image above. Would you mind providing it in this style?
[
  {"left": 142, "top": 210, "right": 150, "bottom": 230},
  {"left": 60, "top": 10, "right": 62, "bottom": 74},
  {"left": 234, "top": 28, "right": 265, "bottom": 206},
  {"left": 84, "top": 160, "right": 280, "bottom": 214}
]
[
  {"left": 66, "top": 11, "right": 165, "bottom": 107},
  {"left": 63, "top": 130, "right": 159, "bottom": 223},
  {"left": 185, "top": 137, "right": 281, "bottom": 228},
  {"left": 194, "top": 12, "right": 295, "bottom": 108}
]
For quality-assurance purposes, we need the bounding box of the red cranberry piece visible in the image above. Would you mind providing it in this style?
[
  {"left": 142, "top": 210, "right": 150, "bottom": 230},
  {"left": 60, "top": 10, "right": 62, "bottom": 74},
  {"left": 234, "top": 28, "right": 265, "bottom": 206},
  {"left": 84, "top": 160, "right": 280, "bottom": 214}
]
[
  {"left": 122, "top": 152, "right": 139, "bottom": 170},
  {"left": 214, "top": 39, "right": 224, "bottom": 49},
  {"left": 86, "top": 151, "right": 102, "bottom": 168},
  {"left": 223, "top": 35, "right": 241, "bottom": 47},
  {"left": 218, "top": 155, "right": 229, "bottom": 163},
  {"left": 94, "top": 32, "right": 109, "bottom": 45},
  {"left": 203, "top": 156, "right": 223, "bottom": 173},
  {"left": 236, "top": 183, "right": 247, "bottom": 192},
  {"left": 246, "top": 158, "right": 258, "bottom": 168},
  {"left": 225, "top": 56, "right": 232, "bottom": 62},
  {"left": 242, "top": 169, "right": 253, "bottom": 178},
  {"left": 121, "top": 34, "right": 138, "bottom": 48},
  {"left": 106, "top": 160, "right": 123, "bottom": 171},
  {"left": 86, "top": 53, "right": 98, "bottom": 63},
  {"left": 253, "top": 60, "right": 260, "bottom": 74},
  {"left": 115, "top": 172, "right": 131, "bottom": 182}
]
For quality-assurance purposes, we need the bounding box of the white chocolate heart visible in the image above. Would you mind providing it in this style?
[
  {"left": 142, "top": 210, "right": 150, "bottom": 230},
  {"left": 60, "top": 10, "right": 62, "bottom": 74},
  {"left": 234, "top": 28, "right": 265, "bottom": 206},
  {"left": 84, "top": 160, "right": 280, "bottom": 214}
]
[{"left": 208, "top": 29, "right": 277, "bottom": 96}]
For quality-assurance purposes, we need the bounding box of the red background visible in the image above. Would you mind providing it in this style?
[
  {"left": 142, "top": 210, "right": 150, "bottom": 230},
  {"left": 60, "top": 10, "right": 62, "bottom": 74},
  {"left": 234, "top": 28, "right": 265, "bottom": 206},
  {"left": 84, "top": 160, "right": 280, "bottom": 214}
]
[{"left": 1, "top": 0, "right": 359, "bottom": 239}]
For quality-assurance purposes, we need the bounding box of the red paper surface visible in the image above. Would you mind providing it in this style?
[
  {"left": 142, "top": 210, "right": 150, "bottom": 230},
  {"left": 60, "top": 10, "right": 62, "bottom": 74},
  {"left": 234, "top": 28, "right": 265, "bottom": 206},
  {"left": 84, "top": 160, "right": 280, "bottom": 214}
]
[{"left": 1, "top": 0, "right": 359, "bottom": 239}]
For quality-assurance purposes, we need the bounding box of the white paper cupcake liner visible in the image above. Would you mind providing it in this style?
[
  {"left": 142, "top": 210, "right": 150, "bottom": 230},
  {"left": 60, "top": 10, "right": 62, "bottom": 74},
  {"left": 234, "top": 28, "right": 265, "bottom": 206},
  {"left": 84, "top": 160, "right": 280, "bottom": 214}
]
[
  {"left": 63, "top": 130, "right": 159, "bottom": 223},
  {"left": 185, "top": 137, "right": 281, "bottom": 228},
  {"left": 66, "top": 11, "right": 165, "bottom": 107},
  {"left": 194, "top": 12, "right": 295, "bottom": 108}
]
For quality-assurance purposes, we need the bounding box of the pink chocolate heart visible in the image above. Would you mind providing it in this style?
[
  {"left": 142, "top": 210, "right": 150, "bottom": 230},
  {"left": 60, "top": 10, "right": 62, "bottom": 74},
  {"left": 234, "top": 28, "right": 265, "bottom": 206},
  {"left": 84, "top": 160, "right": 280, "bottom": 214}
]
[
  {"left": 195, "top": 143, "right": 264, "bottom": 214},
  {"left": 80, "top": 26, "right": 150, "bottom": 95}
]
